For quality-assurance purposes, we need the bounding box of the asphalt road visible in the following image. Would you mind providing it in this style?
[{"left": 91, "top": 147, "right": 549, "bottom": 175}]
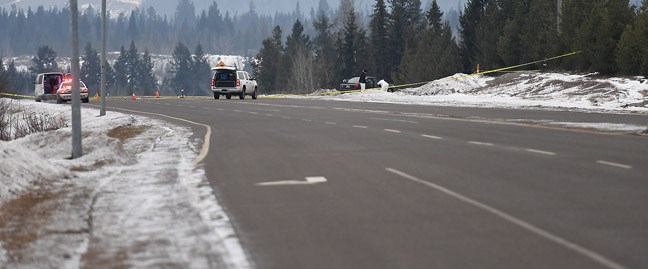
[{"left": 102, "top": 98, "right": 648, "bottom": 269}]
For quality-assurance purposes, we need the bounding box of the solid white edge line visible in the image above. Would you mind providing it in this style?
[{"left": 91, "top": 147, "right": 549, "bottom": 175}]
[
  {"left": 384, "top": 129, "right": 401, "bottom": 133},
  {"left": 421, "top": 134, "right": 442, "bottom": 139},
  {"left": 526, "top": 149, "right": 556, "bottom": 156},
  {"left": 596, "top": 161, "right": 632, "bottom": 170},
  {"left": 385, "top": 168, "right": 628, "bottom": 269},
  {"left": 469, "top": 141, "right": 494, "bottom": 146},
  {"left": 109, "top": 107, "right": 211, "bottom": 167}
]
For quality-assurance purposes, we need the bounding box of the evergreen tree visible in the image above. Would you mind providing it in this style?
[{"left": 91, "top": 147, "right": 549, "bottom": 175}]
[
  {"left": 370, "top": 0, "right": 391, "bottom": 80},
  {"left": 475, "top": 0, "right": 504, "bottom": 70},
  {"left": 399, "top": 1, "right": 461, "bottom": 83},
  {"left": 497, "top": 2, "right": 525, "bottom": 67},
  {"left": 169, "top": 42, "right": 193, "bottom": 95},
  {"left": 638, "top": 0, "right": 648, "bottom": 75},
  {"left": 113, "top": 46, "right": 129, "bottom": 95},
  {"left": 339, "top": 8, "right": 359, "bottom": 80},
  {"left": 617, "top": 23, "right": 643, "bottom": 75},
  {"left": 283, "top": 20, "right": 311, "bottom": 92},
  {"left": 559, "top": 0, "right": 596, "bottom": 70},
  {"left": 128, "top": 10, "right": 139, "bottom": 41},
  {"left": 192, "top": 43, "right": 211, "bottom": 95},
  {"left": 253, "top": 26, "right": 283, "bottom": 94},
  {"left": 354, "top": 28, "right": 372, "bottom": 79},
  {"left": 313, "top": 7, "right": 337, "bottom": 88},
  {"left": 0, "top": 56, "right": 10, "bottom": 93},
  {"left": 139, "top": 49, "right": 157, "bottom": 96},
  {"left": 104, "top": 60, "right": 116, "bottom": 95},
  {"left": 126, "top": 41, "right": 141, "bottom": 93},
  {"left": 29, "top": 45, "right": 58, "bottom": 75},
  {"left": 576, "top": 0, "right": 633, "bottom": 74},
  {"left": 459, "top": 0, "right": 486, "bottom": 72},
  {"left": 81, "top": 42, "right": 101, "bottom": 93},
  {"left": 286, "top": 19, "right": 310, "bottom": 54},
  {"left": 389, "top": 0, "right": 425, "bottom": 76},
  {"left": 523, "top": 0, "right": 559, "bottom": 66},
  {"left": 175, "top": 0, "right": 197, "bottom": 28}
]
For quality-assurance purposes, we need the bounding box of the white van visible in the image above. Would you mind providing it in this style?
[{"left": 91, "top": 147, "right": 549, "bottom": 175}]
[{"left": 34, "top": 72, "right": 64, "bottom": 102}]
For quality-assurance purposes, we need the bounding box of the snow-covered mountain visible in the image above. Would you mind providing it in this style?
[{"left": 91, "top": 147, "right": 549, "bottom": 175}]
[{"left": 0, "top": 0, "right": 140, "bottom": 15}]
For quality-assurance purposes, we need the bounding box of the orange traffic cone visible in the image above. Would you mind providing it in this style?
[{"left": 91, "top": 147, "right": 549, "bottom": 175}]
[
  {"left": 132, "top": 93, "right": 137, "bottom": 101},
  {"left": 155, "top": 90, "right": 160, "bottom": 98}
]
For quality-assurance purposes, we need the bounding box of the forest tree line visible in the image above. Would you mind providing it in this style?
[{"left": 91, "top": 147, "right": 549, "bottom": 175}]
[
  {"left": 255, "top": 0, "right": 648, "bottom": 94},
  {"left": 0, "top": 41, "right": 213, "bottom": 97},
  {"left": 3, "top": 0, "right": 648, "bottom": 96},
  {"left": 0, "top": 0, "right": 322, "bottom": 57}
]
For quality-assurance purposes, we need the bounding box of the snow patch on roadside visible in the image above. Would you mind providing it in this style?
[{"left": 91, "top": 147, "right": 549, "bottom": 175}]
[
  {"left": 315, "top": 72, "right": 648, "bottom": 113},
  {"left": 549, "top": 122, "right": 648, "bottom": 132},
  {"left": 0, "top": 99, "right": 249, "bottom": 269}
]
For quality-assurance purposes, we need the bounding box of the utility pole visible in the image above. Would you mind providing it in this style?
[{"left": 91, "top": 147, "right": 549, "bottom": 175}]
[
  {"left": 100, "top": 0, "right": 107, "bottom": 116},
  {"left": 69, "top": 0, "right": 82, "bottom": 159}
]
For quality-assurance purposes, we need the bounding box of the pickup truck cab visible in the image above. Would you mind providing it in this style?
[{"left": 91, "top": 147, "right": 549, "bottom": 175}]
[{"left": 211, "top": 66, "right": 258, "bottom": 100}]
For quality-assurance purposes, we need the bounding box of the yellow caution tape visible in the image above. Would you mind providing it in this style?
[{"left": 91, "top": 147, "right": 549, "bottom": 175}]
[
  {"left": 312, "top": 51, "right": 582, "bottom": 96},
  {"left": 0, "top": 92, "right": 34, "bottom": 99}
]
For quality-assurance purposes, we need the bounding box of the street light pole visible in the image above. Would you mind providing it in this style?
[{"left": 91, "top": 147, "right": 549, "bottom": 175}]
[
  {"left": 69, "top": 0, "right": 82, "bottom": 158},
  {"left": 100, "top": 0, "right": 107, "bottom": 116}
]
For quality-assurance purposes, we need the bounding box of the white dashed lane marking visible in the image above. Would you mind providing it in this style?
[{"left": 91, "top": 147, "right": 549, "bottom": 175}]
[
  {"left": 325, "top": 122, "right": 337, "bottom": 125},
  {"left": 421, "top": 134, "right": 442, "bottom": 140},
  {"left": 353, "top": 125, "right": 368, "bottom": 129},
  {"left": 384, "top": 129, "right": 401, "bottom": 133},
  {"left": 302, "top": 119, "right": 312, "bottom": 122},
  {"left": 525, "top": 149, "right": 556, "bottom": 156},
  {"left": 469, "top": 141, "right": 494, "bottom": 146},
  {"left": 597, "top": 160, "right": 632, "bottom": 170}
]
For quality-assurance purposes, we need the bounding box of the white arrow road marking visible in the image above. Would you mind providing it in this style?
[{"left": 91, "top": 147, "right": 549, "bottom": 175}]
[{"left": 255, "top": 177, "right": 328, "bottom": 186}]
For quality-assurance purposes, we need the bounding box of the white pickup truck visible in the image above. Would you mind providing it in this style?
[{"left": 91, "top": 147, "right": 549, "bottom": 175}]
[{"left": 211, "top": 66, "right": 258, "bottom": 100}]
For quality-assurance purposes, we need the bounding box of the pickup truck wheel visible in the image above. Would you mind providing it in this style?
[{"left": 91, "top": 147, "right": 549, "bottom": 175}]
[
  {"left": 252, "top": 88, "right": 258, "bottom": 100},
  {"left": 56, "top": 95, "right": 63, "bottom": 104},
  {"left": 226, "top": 94, "right": 232, "bottom": 99},
  {"left": 214, "top": 93, "right": 220, "bottom": 99},
  {"left": 239, "top": 88, "right": 245, "bottom": 100}
]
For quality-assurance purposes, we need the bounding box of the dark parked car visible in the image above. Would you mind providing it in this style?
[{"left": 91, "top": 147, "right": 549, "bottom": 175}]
[{"left": 338, "top": 76, "right": 396, "bottom": 92}]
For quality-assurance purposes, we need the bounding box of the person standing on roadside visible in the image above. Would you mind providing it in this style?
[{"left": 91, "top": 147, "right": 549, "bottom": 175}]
[{"left": 359, "top": 69, "right": 367, "bottom": 91}]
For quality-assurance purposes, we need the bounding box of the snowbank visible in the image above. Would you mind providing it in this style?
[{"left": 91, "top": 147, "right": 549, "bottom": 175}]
[
  {"left": 0, "top": 99, "right": 249, "bottom": 269},
  {"left": 318, "top": 72, "right": 648, "bottom": 113}
]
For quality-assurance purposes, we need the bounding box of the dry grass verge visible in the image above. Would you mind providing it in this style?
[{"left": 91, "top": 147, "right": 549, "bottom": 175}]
[
  {"left": 107, "top": 125, "right": 150, "bottom": 142},
  {"left": 0, "top": 181, "right": 62, "bottom": 263},
  {"left": 0, "top": 99, "right": 68, "bottom": 141}
]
